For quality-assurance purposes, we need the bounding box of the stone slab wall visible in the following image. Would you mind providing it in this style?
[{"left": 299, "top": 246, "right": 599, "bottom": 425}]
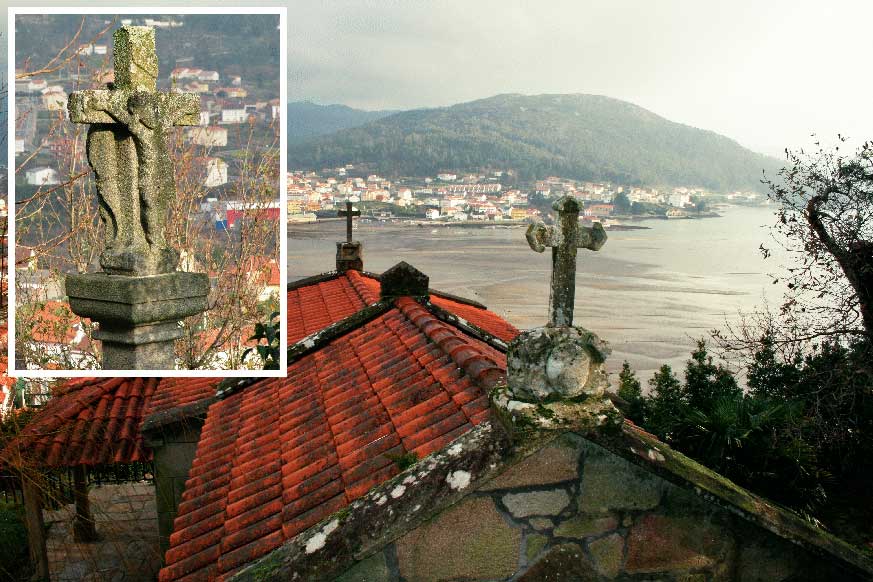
[{"left": 333, "top": 433, "right": 862, "bottom": 581}]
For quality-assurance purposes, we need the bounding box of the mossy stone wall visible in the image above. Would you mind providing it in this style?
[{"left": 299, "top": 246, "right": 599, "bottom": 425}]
[{"left": 332, "top": 433, "right": 864, "bottom": 581}]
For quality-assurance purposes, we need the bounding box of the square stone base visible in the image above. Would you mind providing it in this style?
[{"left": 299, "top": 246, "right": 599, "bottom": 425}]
[
  {"left": 336, "top": 241, "right": 363, "bottom": 272},
  {"left": 65, "top": 271, "right": 209, "bottom": 370}
]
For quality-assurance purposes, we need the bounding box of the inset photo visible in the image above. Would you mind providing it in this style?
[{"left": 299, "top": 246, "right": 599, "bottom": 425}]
[{"left": 8, "top": 8, "right": 286, "bottom": 375}]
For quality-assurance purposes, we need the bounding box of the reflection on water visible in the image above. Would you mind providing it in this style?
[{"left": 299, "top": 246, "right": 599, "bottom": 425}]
[{"left": 289, "top": 206, "right": 784, "bottom": 385}]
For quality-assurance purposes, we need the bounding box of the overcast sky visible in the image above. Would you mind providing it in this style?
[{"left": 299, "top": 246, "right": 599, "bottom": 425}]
[{"left": 5, "top": 1, "right": 872, "bottom": 157}]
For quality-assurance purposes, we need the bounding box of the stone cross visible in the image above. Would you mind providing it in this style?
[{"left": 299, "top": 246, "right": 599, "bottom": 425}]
[
  {"left": 64, "top": 26, "right": 209, "bottom": 370},
  {"left": 68, "top": 26, "right": 200, "bottom": 276},
  {"left": 338, "top": 200, "right": 361, "bottom": 243},
  {"left": 526, "top": 196, "right": 607, "bottom": 326}
]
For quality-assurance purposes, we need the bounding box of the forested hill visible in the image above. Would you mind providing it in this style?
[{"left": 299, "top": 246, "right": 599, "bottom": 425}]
[
  {"left": 288, "top": 93, "right": 782, "bottom": 192},
  {"left": 288, "top": 102, "right": 395, "bottom": 143}
]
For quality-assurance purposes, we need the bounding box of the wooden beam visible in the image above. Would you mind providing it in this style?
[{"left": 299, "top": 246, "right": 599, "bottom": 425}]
[{"left": 22, "top": 476, "right": 49, "bottom": 581}]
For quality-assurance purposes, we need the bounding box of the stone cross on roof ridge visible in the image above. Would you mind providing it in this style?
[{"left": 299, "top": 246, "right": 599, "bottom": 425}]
[
  {"left": 337, "top": 200, "right": 361, "bottom": 244},
  {"left": 526, "top": 195, "right": 607, "bottom": 327},
  {"left": 67, "top": 25, "right": 200, "bottom": 276}
]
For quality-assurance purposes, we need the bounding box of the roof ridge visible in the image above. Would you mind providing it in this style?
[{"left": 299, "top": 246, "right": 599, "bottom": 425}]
[
  {"left": 427, "top": 288, "right": 488, "bottom": 310},
  {"left": 217, "top": 300, "right": 395, "bottom": 400},
  {"left": 420, "top": 299, "right": 508, "bottom": 353},
  {"left": 287, "top": 271, "right": 341, "bottom": 291},
  {"left": 345, "top": 270, "right": 380, "bottom": 303},
  {"left": 394, "top": 297, "right": 504, "bottom": 391},
  {"left": 358, "top": 269, "right": 489, "bottom": 310}
]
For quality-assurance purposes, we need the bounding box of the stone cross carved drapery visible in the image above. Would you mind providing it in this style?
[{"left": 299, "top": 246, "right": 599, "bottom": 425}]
[
  {"left": 68, "top": 26, "right": 200, "bottom": 276},
  {"left": 526, "top": 196, "right": 607, "bottom": 326}
]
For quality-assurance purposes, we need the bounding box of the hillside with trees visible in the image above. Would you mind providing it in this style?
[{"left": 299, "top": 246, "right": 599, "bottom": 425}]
[
  {"left": 287, "top": 101, "right": 395, "bottom": 144},
  {"left": 288, "top": 93, "right": 782, "bottom": 192}
]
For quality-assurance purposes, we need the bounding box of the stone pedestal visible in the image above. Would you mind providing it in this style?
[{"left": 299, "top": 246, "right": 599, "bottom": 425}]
[
  {"left": 65, "top": 271, "right": 209, "bottom": 370},
  {"left": 336, "top": 241, "right": 363, "bottom": 272},
  {"left": 507, "top": 325, "right": 611, "bottom": 402}
]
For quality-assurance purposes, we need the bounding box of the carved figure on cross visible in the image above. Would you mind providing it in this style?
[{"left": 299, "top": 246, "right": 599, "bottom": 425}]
[
  {"left": 338, "top": 200, "right": 361, "bottom": 243},
  {"left": 526, "top": 196, "right": 607, "bottom": 327},
  {"left": 68, "top": 26, "right": 200, "bottom": 276}
]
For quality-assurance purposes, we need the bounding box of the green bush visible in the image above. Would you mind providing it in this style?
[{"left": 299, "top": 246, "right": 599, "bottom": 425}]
[
  {"left": 0, "top": 502, "right": 31, "bottom": 581},
  {"left": 628, "top": 338, "right": 873, "bottom": 518}
]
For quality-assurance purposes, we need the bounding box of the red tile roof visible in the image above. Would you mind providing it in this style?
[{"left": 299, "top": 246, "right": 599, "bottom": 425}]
[
  {"left": 143, "top": 377, "right": 220, "bottom": 420},
  {"left": 159, "top": 284, "right": 514, "bottom": 580},
  {"left": 1, "top": 267, "right": 516, "bottom": 475},
  {"left": 288, "top": 270, "right": 517, "bottom": 345},
  {"left": 2, "top": 378, "right": 160, "bottom": 468},
  {"left": 0, "top": 375, "right": 220, "bottom": 469}
]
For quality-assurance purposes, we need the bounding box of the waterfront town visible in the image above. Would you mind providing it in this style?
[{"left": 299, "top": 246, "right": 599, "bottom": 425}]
[{"left": 288, "top": 166, "right": 764, "bottom": 225}]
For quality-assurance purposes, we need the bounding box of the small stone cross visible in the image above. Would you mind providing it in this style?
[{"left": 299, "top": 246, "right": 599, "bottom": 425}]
[
  {"left": 526, "top": 196, "right": 607, "bottom": 326},
  {"left": 68, "top": 26, "right": 200, "bottom": 276},
  {"left": 338, "top": 200, "right": 361, "bottom": 243}
]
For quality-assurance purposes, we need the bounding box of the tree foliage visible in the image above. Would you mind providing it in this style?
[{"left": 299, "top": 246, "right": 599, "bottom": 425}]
[
  {"left": 625, "top": 337, "right": 872, "bottom": 522},
  {"left": 758, "top": 137, "right": 873, "bottom": 346},
  {"left": 289, "top": 94, "right": 780, "bottom": 192}
]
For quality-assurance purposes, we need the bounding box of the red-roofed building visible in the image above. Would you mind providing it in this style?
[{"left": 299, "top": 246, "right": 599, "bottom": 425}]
[{"left": 4, "top": 235, "right": 872, "bottom": 582}]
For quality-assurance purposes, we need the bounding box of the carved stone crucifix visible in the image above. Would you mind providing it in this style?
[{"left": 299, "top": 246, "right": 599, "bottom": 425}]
[
  {"left": 68, "top": 26, "right": 200, "bottom": 276},
  {"left": 338, "top": 200, "right": 360, "bottom": 243},
  {"left": 526, "top": 196, "right": 607, "bottom": 326}
]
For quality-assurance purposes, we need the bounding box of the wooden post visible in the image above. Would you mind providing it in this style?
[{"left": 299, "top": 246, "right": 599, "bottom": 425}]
[
  {"left": 72, "top": 465, "right": 98, "bottom": 542},
  {"left": 22, "top": 476, "right": 49, "bottom": 581}
]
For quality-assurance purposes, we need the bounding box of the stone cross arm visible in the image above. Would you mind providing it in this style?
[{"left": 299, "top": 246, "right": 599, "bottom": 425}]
[
  {"left": 68, "top": 90, "right": 200, "bottom": 126},
  {"left": 525, "top": 195, "right": 608, "bottom": 327},
  {"left": 526, "top": 220, "right": 607, "bottom": 254}
]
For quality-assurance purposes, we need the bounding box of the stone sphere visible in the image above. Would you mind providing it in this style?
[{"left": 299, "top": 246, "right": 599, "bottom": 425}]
[{"left": 507, "top": 326, "right": 610, "bottom": 402}]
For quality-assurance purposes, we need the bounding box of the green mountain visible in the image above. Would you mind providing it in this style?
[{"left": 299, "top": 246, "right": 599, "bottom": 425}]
[
  {"left": 287, "top": 102, "right": 395, "bottom": 144},
  {"left": 288, "top": 93, "right": 782, "bottom": 192}
]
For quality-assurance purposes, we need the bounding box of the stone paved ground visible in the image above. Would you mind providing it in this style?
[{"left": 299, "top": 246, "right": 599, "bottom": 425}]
[{"left": 43, "top": 482, "right": 161, "bottom": 582}]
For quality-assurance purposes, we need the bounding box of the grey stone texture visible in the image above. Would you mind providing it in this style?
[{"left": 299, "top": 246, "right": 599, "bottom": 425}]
[
  {"left": 333, "top": 549, "right": 391, "bottom": 582},
  {"left": 68, "top": 26, "right": 199, "bottom": 276},
  {"left": 479, "top": 437, "right": 579, "bottom": 491},
  {"left": 66, "top": 271, "right": 208, "bottom": 369},
  {"left": 65, "top": 26, "right": 208, "bottom": 370},
  {"left": 379, "top": 261, "right": 429, "bottom": 299},
  {"left": 525, "top": 195, "right": 607, "bottom": 327},
  {"left": 395, "top": 496, "right": 520, "bottom": 582},
  {"left": 503, "top": 489, "right": 571, "bottom": 518},
  {"left": 507, "top": 325, "right": 611, "bottom": 401},
  {"left": 577, "top": 438, "right": 665, "bottom": 513},
  {"left": 326, "top": 434, "right": 870, "bottom": 581},
  {"left": 336, "top": 241, "right": 363, "bottom": 272}
]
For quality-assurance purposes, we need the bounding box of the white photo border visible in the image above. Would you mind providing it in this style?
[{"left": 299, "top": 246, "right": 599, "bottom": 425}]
[{"left": 7, "top": 6, "right": 288, "bottom": 378}]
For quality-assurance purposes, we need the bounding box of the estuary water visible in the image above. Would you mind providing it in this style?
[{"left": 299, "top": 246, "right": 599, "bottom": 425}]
[{"left": 289, "top": 205, "right": 784, "bottom": 385}]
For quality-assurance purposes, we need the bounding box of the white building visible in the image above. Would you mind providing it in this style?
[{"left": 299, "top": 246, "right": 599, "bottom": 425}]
[
  {"left": 41, "top": 86, "right": 67, "bottom": 111},
  {"left": 196, "top": 157, "right": 228, "bottom": 188},
  {"left": 437, "top": 173, "right": 457, "bottom": 182},
  {"left": 26, "top": 79, "right": 48, "bottom": 93},
  {"left": 425, "top": 208, "right": 441, "bottom": 220},
  {"left": 26, "top": 167, "right": 60, "bottom": 186},
  {"left": 668, "top": 193, "right": 692, "bottom": 208},
  {"left": 199, "top": 111, "right": 211, "bottom": 126},
  {"left": 186, "top": 126, "right": 228, "bottom": 147},
  {"left": 221, "top": 106, "right": 248, "bottom": 124}
]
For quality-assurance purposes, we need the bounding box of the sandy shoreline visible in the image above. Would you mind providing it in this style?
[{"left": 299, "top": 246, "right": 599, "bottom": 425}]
[{"left": 289, "top": 206, "right": 782, "bottom": 388}]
